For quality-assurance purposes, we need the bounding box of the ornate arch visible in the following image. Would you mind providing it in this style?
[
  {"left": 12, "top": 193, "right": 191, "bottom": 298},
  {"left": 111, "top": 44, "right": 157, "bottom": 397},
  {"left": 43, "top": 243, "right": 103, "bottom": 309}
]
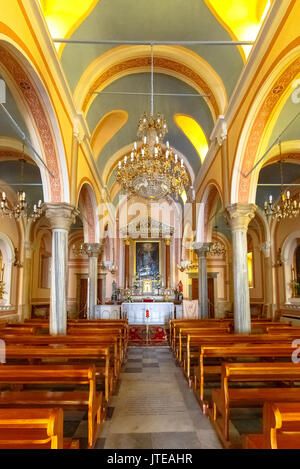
[
  {"left": 0, "top": 39, "right": 69, "bottom": 203},
  {"left": 74, "top": 45, "right": 227, "bottom": 120},
  {"left": 231, "top": 42, "right": 300, "bottom": 205},
  {"left": 196, "top": 181, "right": 223, "bottom": 243},
  {"left": 77, "top": 182, "right": 99, "bottom": 244}
]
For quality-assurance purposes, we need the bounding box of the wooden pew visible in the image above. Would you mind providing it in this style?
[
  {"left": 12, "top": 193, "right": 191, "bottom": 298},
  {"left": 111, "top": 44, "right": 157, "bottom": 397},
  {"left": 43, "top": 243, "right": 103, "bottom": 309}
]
[
  {"left": 0, "top": 326, "right": 36, "bottom": 335},
  {"left": 177, "top": 327, "right": 231, "bottom": 363},
  {"left": 67, "top": 327, "right": 126, "bottom": 365},
  {"left": 210, "top": 361, "right": 300, "bottom": 447},
  {"left": 266, "top": 326, "right": 300, "bottom": 334},
  {"left": 187, "top": 332, "right": 300, "bottom": 385},
  {"left": 0, "top": 365, "right": 101, "bottom": 448},
  {"left": 3, "top": 344, "right": 113, "bottom": 403},
  {"left": 0, "top": 408, "right": 79, "bottom": 449},
  {"left": 244, "top": 401, "right": 300, "bottom": 449},
  {"left": 197, "top": 344, "right": 298, "bottom": 411},
  {"left": 170, "top": 319, "right": 232, "bottom": 351},
  {"left": 0, "top": 333, "right": 122, "bottom": 381}
]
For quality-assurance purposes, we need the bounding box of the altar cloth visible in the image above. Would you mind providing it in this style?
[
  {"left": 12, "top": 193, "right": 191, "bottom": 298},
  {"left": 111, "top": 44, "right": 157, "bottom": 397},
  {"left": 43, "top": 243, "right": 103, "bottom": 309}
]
[{"left": 121, "top": 302, "right": 174, "bottom": 325}]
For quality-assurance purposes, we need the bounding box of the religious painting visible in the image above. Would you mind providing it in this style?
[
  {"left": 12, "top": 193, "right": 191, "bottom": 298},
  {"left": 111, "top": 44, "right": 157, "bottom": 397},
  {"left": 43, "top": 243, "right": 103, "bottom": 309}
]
[{"left": 135, "top": 241, "right": 160, "bottom": 279}]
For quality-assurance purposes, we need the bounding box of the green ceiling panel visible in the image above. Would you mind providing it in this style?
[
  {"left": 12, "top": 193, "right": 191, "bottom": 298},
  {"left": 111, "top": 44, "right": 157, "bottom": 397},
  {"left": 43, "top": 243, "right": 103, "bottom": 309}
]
[{"left": 61, "top": 0, "right": 243, "bottom": 97}]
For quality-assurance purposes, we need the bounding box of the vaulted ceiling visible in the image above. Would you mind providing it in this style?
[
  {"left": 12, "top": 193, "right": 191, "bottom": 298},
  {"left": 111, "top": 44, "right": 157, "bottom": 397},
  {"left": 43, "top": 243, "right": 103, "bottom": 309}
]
[{"left": 8, "top": 1, "right": 273, "bottom": 203}]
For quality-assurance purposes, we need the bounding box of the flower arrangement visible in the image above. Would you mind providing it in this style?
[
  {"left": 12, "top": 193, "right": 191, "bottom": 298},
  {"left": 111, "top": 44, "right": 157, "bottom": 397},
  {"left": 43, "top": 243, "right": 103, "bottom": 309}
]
[
  {"left": 0, "top": 280, "right": 6, "bottom": 299},
  {"left": 292, "top": 280, "right": 300, "bottom": 297}
]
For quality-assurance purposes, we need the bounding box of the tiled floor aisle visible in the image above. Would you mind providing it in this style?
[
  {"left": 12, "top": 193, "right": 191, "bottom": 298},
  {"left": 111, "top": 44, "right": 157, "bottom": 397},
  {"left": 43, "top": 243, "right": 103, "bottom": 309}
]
[{"left": 95, "top": 346, "right": 222, "bottom": 449}]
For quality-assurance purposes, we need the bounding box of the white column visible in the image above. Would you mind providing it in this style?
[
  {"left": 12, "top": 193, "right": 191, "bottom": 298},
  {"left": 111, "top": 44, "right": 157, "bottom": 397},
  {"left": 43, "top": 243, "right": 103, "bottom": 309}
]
[
  {"left": 260, "top": 241, "right": 274, "bottom": 319},
  {"left": 227, "top": 203, "right": 256, "bottom": 333},
  {"left": 193, "top": 242, "right": 212, "bottom": 318},
  {"left": 44, "top": 203, "right": 78, "bottom": 335},
  {"left": 83, "top": 243, "right": 102, "bottom": 319},
  {"left": 22, "top": 241, "right": 34, "bottom": 320}
]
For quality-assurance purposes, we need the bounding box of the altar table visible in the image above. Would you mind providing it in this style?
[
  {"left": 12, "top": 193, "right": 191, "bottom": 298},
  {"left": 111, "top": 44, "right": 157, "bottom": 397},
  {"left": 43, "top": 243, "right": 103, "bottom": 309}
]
[{"left": 121, "top": 302, "right": 174, "bottom": 325}]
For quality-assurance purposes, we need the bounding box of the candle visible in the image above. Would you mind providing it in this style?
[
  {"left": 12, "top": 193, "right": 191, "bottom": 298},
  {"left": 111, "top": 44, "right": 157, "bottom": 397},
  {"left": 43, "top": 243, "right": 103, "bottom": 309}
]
[{"left": 134, "top": 141, "right": 137, "bottom": 150}]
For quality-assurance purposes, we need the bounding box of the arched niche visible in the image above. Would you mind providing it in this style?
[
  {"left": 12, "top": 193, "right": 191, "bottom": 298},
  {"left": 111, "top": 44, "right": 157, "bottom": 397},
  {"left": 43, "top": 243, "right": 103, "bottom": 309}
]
[
  {"left": 0, "top": 232, "right": 15, "bottom": 306},
  {"left": 281, "top": 231, "right": 300, "bottom": 304}
]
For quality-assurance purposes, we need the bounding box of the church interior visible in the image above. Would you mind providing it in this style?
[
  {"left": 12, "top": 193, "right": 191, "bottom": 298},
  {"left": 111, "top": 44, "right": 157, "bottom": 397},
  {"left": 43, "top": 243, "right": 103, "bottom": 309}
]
[{"left": 0, "top": 0, "right": 300, "bottom": 451}]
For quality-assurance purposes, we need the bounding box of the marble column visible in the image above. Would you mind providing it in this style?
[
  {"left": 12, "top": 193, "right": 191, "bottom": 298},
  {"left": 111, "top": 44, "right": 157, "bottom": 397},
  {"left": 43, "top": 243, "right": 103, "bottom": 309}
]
[
  {"left": 124, "top": 238, "right": 130, "bottom": 289},
  {"left": 227, "top": 203, "right": 256, "bottom": 333},
  {"left": 260, "top": 241, "right": 274, "bottom": 319},
  {"left": 44, "top": 203, "right": 78, "bottom": 335},
  {"left": 193, "top": 242, "right": 212, "bottom": 318},
  {"left": 83, "top": 243, "right": 102, "bottom": 319},
  {"left": 165, "top": 238, "right": 171, "bottom": 288},
  {"left": 22, "top": 241, "right": 34, "bottom": 320}
]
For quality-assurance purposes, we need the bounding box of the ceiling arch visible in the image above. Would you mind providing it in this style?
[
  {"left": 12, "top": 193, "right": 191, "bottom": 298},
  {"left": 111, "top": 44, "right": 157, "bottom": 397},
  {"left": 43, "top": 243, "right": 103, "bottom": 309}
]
[
  {"left": 73, "top": 45, "right": 227, "bottom": 119},
  {"left": 90, "top": 109, "right": 128, "bottom": 159},
  {"left": 87, "top": 72, "right": 214, "bottom": 177}
]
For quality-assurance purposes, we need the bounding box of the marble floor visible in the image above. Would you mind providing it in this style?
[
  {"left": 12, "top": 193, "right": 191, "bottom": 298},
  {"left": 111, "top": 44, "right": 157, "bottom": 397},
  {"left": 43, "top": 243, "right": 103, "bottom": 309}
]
[{"left": 91, "top": 346, "right": 223, "bottom": 449}]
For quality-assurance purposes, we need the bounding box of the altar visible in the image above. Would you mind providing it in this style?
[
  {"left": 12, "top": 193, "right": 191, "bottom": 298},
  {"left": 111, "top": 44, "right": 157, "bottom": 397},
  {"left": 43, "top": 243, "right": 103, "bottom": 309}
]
[{"left": 121, "top": 302, "right": 174, "bottom": 325}]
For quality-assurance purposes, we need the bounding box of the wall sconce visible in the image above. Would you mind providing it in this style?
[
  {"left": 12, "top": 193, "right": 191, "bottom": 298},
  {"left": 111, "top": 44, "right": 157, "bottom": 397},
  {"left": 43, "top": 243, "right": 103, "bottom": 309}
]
[
  {"left": 274, "top": 248, "right": 283, "bottom": 267},
  {"left": 13, "top": 248, "right": 23, "bottom": 268}
]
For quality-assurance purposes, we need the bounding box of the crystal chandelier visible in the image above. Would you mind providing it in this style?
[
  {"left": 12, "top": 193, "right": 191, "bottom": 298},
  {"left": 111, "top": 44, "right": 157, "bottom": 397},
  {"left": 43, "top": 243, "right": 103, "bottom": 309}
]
[
  {"left": 0, "top": 190, "right": 42, "bottom": 221},
  {"left": 0, "top": 155, "right": 43, "bottom": 221},
  {"left": 264, "top": 142, "right": 300, "bottom": 220},
  {"left": 116, "top": 47, "right": 189, "bottom": 200}
]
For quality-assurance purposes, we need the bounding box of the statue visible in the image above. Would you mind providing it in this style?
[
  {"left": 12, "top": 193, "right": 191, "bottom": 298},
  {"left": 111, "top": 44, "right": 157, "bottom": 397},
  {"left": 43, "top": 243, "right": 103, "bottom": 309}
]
[{"left": 177, "top": 280, "right": 183, "bottom": 302}]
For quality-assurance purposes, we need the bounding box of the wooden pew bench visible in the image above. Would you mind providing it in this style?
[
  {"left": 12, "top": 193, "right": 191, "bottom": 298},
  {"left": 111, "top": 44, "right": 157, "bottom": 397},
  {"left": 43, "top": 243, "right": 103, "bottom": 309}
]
[
  {"left": 0, "top": 333, "right": 122, "bottom": 383},
  {"left": 0, "top": 365, "right": 101, "bottom": 448},
  {"left": 210, "top": 361, "right": 300, "bottom": 447},
  {"left": 188, "top": 334, "right": 300, "bottom": 387},
  {"left": 67, "top": 327, "right": 124, "bottom": 369},
  {"left": 0, "top": 408, "right": 79, "bottom": 449},
  {"left": 170, "top": 319, "right": 232, "bottom": 351},
  {"left": 243, "top": 401, "right": 300, "bottom": 449},
  {"left": 195, "top": 345, "right": 297, "bottom": 412},
  {"left": 3, "top": 344, "right": 113, "bottom": 403},
  {"left": 176, "top": 326, "right": 231, "bottom": 362}
]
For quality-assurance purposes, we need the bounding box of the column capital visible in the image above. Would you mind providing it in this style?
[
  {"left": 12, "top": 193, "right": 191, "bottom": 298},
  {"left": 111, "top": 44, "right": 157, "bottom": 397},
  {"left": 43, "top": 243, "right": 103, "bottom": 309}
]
[
  {"left": 83, "top": 242, "right": 103, "bottom": 258},
  {"left": 43, "top": 202, "right": 79, "bottom": 231},
  {"left": 226, "top": 203, "right": 256, "bottom": 232},
  {"left": 124, "top": 238, "right": 131, "bottom": 246},
  {"left": 164, "top": 237, "right": 172, "bottom": 246},
  {"left": 192, "top": 242, "right": 212, "bottom": 257},
  {"left": 259, "top": 241, "right": 272, "bottom": 258}
]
